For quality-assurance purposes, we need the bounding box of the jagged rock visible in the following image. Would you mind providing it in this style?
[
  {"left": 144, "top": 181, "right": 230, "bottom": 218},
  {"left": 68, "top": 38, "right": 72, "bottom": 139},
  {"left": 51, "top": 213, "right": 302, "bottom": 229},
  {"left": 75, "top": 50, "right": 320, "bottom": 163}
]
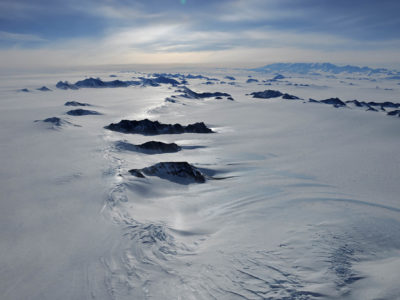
[
  {"left": 139, "top": 78, "right": 160, "bottom": 87},
  {"left": 251, "top": 89, "right": 283, "bottom": 98},
  {"left": 369, "top": 101, "right": 400, "bottom": 109},
  {"left": 272, "top": 74, "right": 285, "bottom": 80},
  {"left": 115, "top": 140, "right": 181, "bottom": 154},
  {"left": 66, "top": 109, "right": 102, "bottom": 116},
  {"left": 56, "top": 81, "right": 78, "bottom": 90},
  {"left": 129, "top": 162, "right": 206, "bottom": 184},
  {"left": 137, "top": 141, "right": 181, "bottom": 153},
  {"left": 282, "top": 94, "right": 300, "bottom": 100},
  {"left": 34, "top": 117, "right": 77, "bottom": 128},
  {"left": 178, "top": 86, "right": 231, "bottom": 99},
  {"left": 129, "top": 169, "right": 145, "bottom": 178},
  {"left": 40, "top": 117, "right": 63, "bottom": 126},
  {"left": 65, "top": 101, "right": 92, "bottom": 107},
  {"left": 319, "top": 98, "right": 347, "bottom": 107},
  {"left": 346, "top": 100, "right": 367, "bottom": 107},
  {"left": 387, "top": 110, "right": 400, "bottom": 116},
  {"left": 250, "top": 89, "right": 298, "bottom": 100},
  {"left": 227, "top": 96, "right": 234, "bottom": 101},
  {"left": 64, "top": 101, "right": 92, "bottom": 106},
  {"left": 105, "top": 119, "right": 214, "bottom": 135},
  {"left": 37, "top": 86, "right": 51, "bottom": 91},
  {"left": 152, "top": 76, "right": 180, "bottom": 85}
]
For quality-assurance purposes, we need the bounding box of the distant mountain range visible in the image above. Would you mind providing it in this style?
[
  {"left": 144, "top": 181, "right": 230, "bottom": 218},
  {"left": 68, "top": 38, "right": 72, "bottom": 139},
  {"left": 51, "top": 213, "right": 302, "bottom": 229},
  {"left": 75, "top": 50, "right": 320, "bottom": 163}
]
[{"left": 251, "top": 63, "right": 400, "bottom": 76}]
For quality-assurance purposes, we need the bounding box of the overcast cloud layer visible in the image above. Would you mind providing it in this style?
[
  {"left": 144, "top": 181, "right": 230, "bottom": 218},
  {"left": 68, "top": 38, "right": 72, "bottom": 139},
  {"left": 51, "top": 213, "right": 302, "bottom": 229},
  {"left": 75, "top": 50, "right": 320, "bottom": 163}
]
[{"left": 1, "top": 0, "right": 400, "bottom": 69}]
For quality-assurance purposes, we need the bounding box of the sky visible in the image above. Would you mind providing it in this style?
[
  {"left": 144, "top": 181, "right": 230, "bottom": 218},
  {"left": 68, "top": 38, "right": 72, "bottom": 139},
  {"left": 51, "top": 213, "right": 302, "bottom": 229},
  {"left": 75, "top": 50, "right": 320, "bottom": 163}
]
[{"left": 0, "top": 0, "right": 400, "bottom": 70}]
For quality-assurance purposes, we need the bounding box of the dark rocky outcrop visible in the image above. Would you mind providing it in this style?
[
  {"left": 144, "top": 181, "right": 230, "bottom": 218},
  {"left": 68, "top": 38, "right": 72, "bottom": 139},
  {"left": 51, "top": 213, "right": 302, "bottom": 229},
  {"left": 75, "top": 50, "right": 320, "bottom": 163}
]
[
  {"left": 18, "top": 88, "right": 30, "bottom": 92},
  {"left": 66, "top": 109, "right": 102, "bottom": 116},
  {"left": 37, "top": 86, "right": 51, "bottom": 91},
  {"left": 115, "top": 141, "right": 181, "bottom": 154},
  {"left": 152, "top": 76, "right": 180, "bottom": 86},
  {"left": 178, "top": 86, "right": 231, "bottom": 99},
  {"left": 246, "top": 78, "right": 259, "bottom": 83},
  {"left": 225, "top": 76, "right": 236, "bottom": 80},
  {"left": 250, "top": 89, "right": 299, "bottom": 100},
  {"left": 387, "top": 110, "right": 400, "bottom": 116},
  {"left": 39, "top": 117, "right": 63, "bottom": 126},
  {"left": 129, "top": 162, "right": 206, "bottom": 184},
  {"left": 64, "top": 101, "right": 92, "bottom": 107},
  {"left": 137, "top": 141, "right": 181, "bottom": 153},
  {"left": 282, "top": 94, "right": 300, "bottom": 100},
  {"left": 105, "top": 119, "right": 214, "bottom": 135},
  {"left": 56, "top": 81, "right": 78, "bottom": 90},
  {"left": 319, "top": 98, "right": 347, "bottom": 107},
  {"left": 34, "top": 117, "right": 77, "bottom": 128}
]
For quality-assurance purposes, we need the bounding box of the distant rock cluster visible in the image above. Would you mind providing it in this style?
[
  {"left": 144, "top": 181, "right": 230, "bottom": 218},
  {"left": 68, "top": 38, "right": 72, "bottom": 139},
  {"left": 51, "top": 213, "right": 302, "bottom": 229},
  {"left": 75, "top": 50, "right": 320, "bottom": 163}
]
[
  {"left": 55, "top": 75, "right": 184, "bottom": 90},
  {"left": 250, "top": 89, "right": 400, "bottom": 117}
]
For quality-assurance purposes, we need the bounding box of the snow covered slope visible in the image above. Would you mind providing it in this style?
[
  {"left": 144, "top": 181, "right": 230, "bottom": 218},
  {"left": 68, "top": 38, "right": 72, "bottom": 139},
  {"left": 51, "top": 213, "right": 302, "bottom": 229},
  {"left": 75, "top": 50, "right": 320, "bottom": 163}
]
[{"left": 1, "top": 67, "right": 400, "bottom": 299}]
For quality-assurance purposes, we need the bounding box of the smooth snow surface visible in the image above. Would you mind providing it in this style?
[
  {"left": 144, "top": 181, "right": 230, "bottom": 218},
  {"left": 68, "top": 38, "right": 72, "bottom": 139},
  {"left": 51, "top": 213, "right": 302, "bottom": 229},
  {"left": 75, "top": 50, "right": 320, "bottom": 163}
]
[{"left": 1, "top": 68, "right": 400, "bottom": 300}]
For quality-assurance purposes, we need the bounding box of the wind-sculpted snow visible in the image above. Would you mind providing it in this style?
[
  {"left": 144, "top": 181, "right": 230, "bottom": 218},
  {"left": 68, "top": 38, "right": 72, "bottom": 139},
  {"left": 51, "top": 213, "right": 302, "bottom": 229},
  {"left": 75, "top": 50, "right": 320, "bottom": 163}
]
[
  {"left": 115, "top": 140, "right": 182, "bottom": 154},
  {"left": 129, "top": 162, "right": 207, "bottom": 184},
  {"left": 105, "top": 118, "right": 214, "bottom": 135},
  {"left": 3, "top": 67, "right": 400, "bottom": 300}
]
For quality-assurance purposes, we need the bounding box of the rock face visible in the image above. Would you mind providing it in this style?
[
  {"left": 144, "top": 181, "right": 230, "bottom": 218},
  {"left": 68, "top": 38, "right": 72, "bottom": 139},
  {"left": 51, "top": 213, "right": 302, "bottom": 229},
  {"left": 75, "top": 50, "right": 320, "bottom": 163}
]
[
  {"left": 66, "top": 109, "right": 102, "bottom": 116},
  {"left": 106, "top": 119, "right": 213, "bottom": 135},
  {"left": 64, "top": 101, "right": 92, "bottom": 106},
  {"left": 129, "top": 162, "right": 206, "bottom": 184},
  {"left": 250, "top": 89, "right": 299, "bottom": 100}
]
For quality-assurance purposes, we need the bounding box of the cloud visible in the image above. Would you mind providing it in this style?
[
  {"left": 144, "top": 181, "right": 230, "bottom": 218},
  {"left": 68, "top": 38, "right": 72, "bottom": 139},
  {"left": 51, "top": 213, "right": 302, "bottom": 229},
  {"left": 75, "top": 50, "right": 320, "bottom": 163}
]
[{"left": 0, "top": 31, "right": 45, "bottom": 42}]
